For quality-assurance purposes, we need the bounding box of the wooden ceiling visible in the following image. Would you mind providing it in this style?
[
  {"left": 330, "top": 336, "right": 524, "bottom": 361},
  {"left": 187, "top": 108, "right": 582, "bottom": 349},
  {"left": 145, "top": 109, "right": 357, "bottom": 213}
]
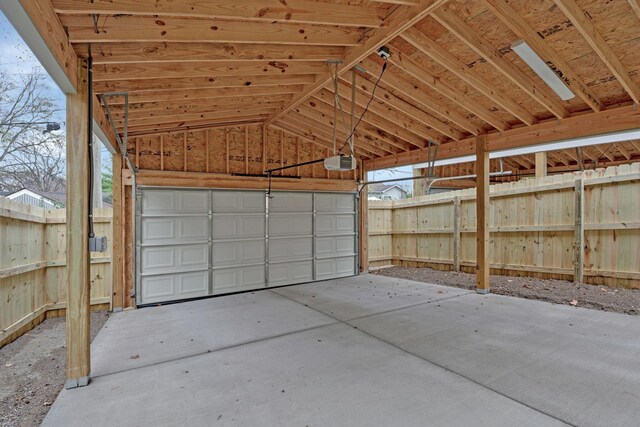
[{"left": 50, "top": 0, "right": 640, "bottom": 167}]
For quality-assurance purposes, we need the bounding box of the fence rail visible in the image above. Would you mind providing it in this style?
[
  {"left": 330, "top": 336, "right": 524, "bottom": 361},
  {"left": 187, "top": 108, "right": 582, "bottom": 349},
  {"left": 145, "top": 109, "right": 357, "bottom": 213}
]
[
  {"left": 0, "top": 198, "right": 112, "bottom": 348},
  {"left": 369, "top": 163, "right": 640, "bottom": 289}
]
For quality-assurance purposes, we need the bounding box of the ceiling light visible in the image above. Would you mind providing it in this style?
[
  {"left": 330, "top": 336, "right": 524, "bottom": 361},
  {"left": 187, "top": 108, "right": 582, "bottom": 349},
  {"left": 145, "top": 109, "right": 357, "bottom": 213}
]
[{"left": 511, "top": 40, "right": 575, "bottom": 101}]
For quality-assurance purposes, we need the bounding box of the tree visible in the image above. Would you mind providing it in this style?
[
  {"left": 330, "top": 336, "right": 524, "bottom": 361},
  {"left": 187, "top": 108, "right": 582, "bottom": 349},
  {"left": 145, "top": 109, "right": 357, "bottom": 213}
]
[
  {"left": 102, "top": 165, "right": 113, "bottom": 204},
  {"left": 0, "top": 69, "right": 63, "bottom": 192}
]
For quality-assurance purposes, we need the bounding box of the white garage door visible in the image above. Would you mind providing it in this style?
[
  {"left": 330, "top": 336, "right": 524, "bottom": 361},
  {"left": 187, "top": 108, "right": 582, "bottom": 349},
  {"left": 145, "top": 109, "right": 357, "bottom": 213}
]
[{"left": 137, "top": 188, "right": 357, "bottom": 305}]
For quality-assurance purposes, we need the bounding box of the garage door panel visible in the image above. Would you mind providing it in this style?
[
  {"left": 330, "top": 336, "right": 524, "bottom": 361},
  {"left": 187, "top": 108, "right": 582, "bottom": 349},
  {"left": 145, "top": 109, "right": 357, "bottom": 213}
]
[
  {"left": 141, "top": 244, "right": 208, "bottom": 274},
  {"left": 316, "top": 235, "right": 355, "bottom": 257},
  {"left": 315, "top": 193, "right": 354, "bottom": 212},
  {"left": 212, "top": 240, "right": 265, "bottom": 267},
  {"left": 269, "top": 260, "right": 313, "bottom": 286},
  {"left": 269, "top": 214, "right": 312, "bottom": 237},
  {"left": 269, "top": 237, "right": 312, "bottom": 262},
  {"left": 141, "top": 271, "right": 208, "bottom": 304},
  {"left": 212, "top": 215, "right": 264, "bottom": 239},
  {"left": 316, "top": 214, "right": 355, "bottom": 236},
  {"left": 269, "top": 192, "right": 312, "bottom": 212},
  {"left": 142, "top": 189, "right": 209, "bottom": 215},
  {"left": 212, "top": 265, "right": 265, "bottom": 294},
  {"left": 316, "top": 256, "right": 355, "bottom": 280},
  {"left": 212, "top": 191, "right": 264, "bottom": 213},
  {"left": 142, "top": 217, "right": 208, "bottom": 244},
  {"left": 139, "top": 189, "right": 357, "bottom": 304}
]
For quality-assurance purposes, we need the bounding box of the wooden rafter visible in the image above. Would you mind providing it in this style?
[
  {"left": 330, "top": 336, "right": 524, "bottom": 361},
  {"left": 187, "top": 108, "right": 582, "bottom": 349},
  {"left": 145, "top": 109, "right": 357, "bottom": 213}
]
[
  {"left": 360, "top": 57, "right": 481, "bottom": 135},
  {"left": 293, "top": 104, "right": 402, "bottom": 154},
  {"left": 103, "top": 84, "right": 304, "bottom": 105},
  {"left": 553, "top": 0, "right": 640, "bottom": 104},
  {"left": 92, "top": 61, "right": 329, "bottom": 81},
  {"left": 94, "top": 75, "right": 316, "bottom": 94},
  {"left": 314, "top": 88, "right": 428, "bottom": 149},
  {"left": 52, "top": 0, "right": 383, "bottom": 28},
  {"left": 483, "top": 0, "right": 603, "bottom": 112},
  {"left": 76, "top": 43, "right": 345, "bottom": 64},
  {"left": 386, "top": 49, "right": 508, "bottom": 131},
  {"left": 334, "top": 79, "right": 453, "bottom": 142},
  {"left": 432, "top": 7, "right": 570, "bottom": 119},
  {"left": 402, "top": 27, "right": 537, "bottom": 126},
  {"left": 266, "top": 0, "right": 449, "bottom": 124},
  {"left": 339, "top": 75, "right": 465, "bottom": 140},
  {"left": 61, "top": 15, "right": 362, "bottom": 46}
]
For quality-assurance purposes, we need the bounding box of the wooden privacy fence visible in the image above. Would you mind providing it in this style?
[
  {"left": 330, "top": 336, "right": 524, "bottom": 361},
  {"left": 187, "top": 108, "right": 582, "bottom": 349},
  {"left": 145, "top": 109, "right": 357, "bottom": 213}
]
[
  {"left": 369, "top": 163, "right": 640, "bottom": 289},
  {"left": 0, "top": 198, "right": 112, "bottom": 348}
]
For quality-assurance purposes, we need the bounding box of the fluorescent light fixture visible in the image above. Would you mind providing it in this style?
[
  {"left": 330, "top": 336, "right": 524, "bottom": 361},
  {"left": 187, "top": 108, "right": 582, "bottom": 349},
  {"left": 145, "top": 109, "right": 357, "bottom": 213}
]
[
  {"left": 412, "top": 128, "right": 640, "bottom": 169},
  {"left": 511, "top": 40, "right": 575, "bottom": 101}
]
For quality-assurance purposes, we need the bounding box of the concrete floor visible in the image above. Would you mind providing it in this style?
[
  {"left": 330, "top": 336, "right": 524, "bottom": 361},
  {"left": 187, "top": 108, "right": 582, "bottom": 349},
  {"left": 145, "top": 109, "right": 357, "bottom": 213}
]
[{"left": 43, "top": 275, "right": 640, "bottom": 427}]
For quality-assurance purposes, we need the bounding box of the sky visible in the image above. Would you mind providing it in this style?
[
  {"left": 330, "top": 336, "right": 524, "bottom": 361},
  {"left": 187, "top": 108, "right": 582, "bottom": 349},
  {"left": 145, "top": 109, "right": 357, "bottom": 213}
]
[
  {"left": 0, "top": 10, "right": 412, "bottom": 185},
  {"left": 0, "top": 11, "right": 112, "bottom": 172}
]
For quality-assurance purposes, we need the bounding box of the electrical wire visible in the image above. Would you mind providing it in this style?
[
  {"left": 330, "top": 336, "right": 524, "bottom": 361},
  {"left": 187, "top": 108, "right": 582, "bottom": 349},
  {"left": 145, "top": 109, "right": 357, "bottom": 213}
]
[
  {"left": 338, "top": 58, "right": 387, "bottom": 155},
  {"left": 87, "top": 49, "right": 95, "bottom": 239}
]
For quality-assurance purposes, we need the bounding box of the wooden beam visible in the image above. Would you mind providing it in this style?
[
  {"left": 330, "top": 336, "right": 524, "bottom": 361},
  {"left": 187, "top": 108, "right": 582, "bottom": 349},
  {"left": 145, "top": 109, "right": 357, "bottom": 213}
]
[
  {"left": 476, "top": 134, "right": 490, "bottom": 293},
  {"left": 553, "top": 0, "right": 640, "bottom": 104},
  {"left": 359, "top": 163, "right": 369, "bottom": 273},
  {"left": 574, "top": 178, "right": 585, "bottom": 282},
  {"left": 8, "top": 0, "right": 78, "bottom": 92},
  {"left": 402, "top": 28, "right": 537, "bottom": 126},
  {"left": 483, "top": 0, "right": 603, "bottom": 112},
  {"left": 365, "top": 105, "right": 640, "bottom": 170},
  {"left": 105, "top": 84, "right": 304, "bottom": 105},
  {"left": 75, "top": 43, "right": 345, "bottom": 64},
  {"left": 535, "top": 152, "right": 547, "bottom": 178},
  {"left": 111, "top": 154, "right": 123, "bottom": 310},
  {"left": 92, "top": 61, "right": 328, "bottom": 81},
  {"left": 360, "top": 57, "right": 481, "bottom": 135},
  {"left": 65, "top": 59, "right": 91, "bottom": 388},
  {"left": 127, "top": 169, "right": 358, "bottom": 192},
  {"left": 94, "top": 75, "right": 315, "bottom": 93},
  {"left": 432, "top": 7, "right": 570, "bottom": 119},
  {"left": 126, "top": 115, "right": 271, "bottom": 135},
  {"left": 61, "top": 15, "right": 362, "bottom": 46},
  {"left": 116, "top": 107, "right": 278, "bottom": 128},
  {"left": 52, "top": 0, "right": 382, "bottom": 28},
  {"left": 109, "top": 98, "right": 289, "bottom": 121},
  {"left": 266, "top": 0, "right": 449, "bottom": 124}
]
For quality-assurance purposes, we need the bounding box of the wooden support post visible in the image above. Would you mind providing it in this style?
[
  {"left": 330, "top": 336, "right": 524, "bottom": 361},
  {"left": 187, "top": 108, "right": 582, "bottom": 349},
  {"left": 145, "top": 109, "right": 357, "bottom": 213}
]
[
  {"left": 111, "top": 153, "right": 124, "bottom": 311},
  {"left": 574, "top": 178, "right": 585, "bottom": 283},
  {"left": 453, "top": 196, "right": 461, "bottom": 272},
  {"left": 225, "top": 128, "right": 229, "bottom": 174},
  {"left": 535, "top": 151, "right": 547, "bottom": 179},
  {"left": 476, "top": 134, "right": 490, "bottom": 293},
  {"left": 65, "top": 59, "right": 91, "bottom": 388},
  {"left": 359, "top": 162, "right": 369, "bottom": 273}
]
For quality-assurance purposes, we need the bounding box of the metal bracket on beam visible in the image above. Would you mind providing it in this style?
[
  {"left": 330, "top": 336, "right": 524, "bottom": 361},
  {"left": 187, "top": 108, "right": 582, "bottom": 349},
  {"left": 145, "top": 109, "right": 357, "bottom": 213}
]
[{"left": 65, "top": 376, "right": 90, "bottom": 389}]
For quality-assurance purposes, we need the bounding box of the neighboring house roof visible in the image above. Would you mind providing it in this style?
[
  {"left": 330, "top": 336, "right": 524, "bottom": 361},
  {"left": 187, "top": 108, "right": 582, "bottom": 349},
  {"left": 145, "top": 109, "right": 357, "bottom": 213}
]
[
  {"left": 368, "top": 184, "right": 407, "bottom": 194},
  {"left": 0, "top": 191, "right": 10, "bottom": 197}
]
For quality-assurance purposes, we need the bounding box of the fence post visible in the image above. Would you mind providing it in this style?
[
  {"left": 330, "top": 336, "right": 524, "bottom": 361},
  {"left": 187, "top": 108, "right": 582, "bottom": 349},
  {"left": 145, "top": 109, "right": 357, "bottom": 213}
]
[
  {"left": 453, "top": 197, "right": 461, "bottom": 271},
  {"left": 574, "top": 178, "right": 585, "bottom": 283}
]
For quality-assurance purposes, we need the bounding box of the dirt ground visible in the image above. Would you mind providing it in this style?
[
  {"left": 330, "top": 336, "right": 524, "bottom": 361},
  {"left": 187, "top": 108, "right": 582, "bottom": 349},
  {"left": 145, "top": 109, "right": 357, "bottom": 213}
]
[
  {"left": 373, "top": 266, "right": 640, "bottom": 315},
  {"left": 0, "top": 312, "right": 109, "bottom": 427}
]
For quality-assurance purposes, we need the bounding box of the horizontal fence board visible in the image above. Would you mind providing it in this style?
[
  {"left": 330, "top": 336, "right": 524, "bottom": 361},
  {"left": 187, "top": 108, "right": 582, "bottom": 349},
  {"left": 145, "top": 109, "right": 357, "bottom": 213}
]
[
  {"left": 369, "top": 163, "right": 640, "bottom": 289},
  {"left": 1, "top": 197, "right": 113, "bottom": 347}
]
